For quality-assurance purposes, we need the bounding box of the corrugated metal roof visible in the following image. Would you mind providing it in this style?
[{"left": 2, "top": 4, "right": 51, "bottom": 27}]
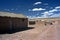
[{"left": 0, "top": 12, "right": 27, "bottom": 18}]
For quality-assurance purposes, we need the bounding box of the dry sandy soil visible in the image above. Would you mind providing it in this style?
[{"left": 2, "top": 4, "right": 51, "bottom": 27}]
[{"left": 0, "top": 20, "right": 60, "bottom": 40}]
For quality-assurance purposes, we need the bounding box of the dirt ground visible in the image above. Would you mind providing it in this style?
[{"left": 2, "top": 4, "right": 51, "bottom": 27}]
[{"left": 0, "top": 20, "right": 60, "bottom": 40}]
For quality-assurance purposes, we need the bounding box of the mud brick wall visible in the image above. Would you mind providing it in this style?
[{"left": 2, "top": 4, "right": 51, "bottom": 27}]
[
  {"left": 11, "top": 18, "right": 28, "bottom": 30},
  {"left": 0, "top": 16, "right": 28, "bottom": 33},
  {"left": 0, "top": 16, "right": 10, "bottom": 33}
]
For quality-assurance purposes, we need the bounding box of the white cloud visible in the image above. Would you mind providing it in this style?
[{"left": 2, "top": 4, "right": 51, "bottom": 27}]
[
  {"left": 42, "top": 6, "right": 60, "bottom": 18},
  {"left": 36, "top": 13, "right": 39, "bottom": 15},
  {"left": 55, "top": 6, "right": 60, "bottom": 9},
  {"left": 4, "top": 9, "right": 10, "bottom": 11},
  {"left": 51, "top": 13, "right": 60, "bottom": 17},
  {"left": 49, "top": 9, "right": 58, "bottom": 12},
  {"left": 28, "top": 8, "right": 46, "bottom": 11},
  {"left": 32, "top": 8, "right": 46, "bottom": 11},
  {"left": 49, "top": 6, "right": 60, "bottom": 13},
  {"left": 28, "top": 9, "right": 31, "bottom": 11},
  {"left": 42, "top": 11, "right": 53, "bottom": 15},
  {"left": 44, "top": 11, "right": 49, "bottom": 14},
  {"left": 28, "top": 6, "right": 60, "bottom": 18},
  {"left": 11, "top": 9, "right": 14, "bottom": 10},
  {"left": 34, "top": 2, "right": 42, "bottom": 5}
]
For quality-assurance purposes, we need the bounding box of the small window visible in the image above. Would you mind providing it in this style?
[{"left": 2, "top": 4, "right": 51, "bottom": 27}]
[{"left": 29, "top": 21, "right": 35, "bottom": 25}]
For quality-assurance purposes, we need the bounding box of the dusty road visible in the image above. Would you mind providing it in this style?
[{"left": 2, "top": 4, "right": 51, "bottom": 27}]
[{"left": 0, "top": 21, "right": 60, "bottom": 40}]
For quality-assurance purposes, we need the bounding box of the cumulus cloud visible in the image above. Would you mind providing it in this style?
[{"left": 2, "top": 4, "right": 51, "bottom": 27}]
[
  {"left": 11, "top": 9, "right": 14, "bottom": 10},
  {"left": 34, "top": 2, "right": 42, "bottom": 5},
  {"left": 41, "top": 6, "right": 60, "bottom": 18},
  {"left": 55, "top": 6, "right": 60, "bottom": 9},
  {"left": 4, "top": 9, "right": 10, "bottom": 11},
  {"left": 32, "top": 8, "right": 46, "bottom": 11},
  {"left": 49, "top": 6, "right": 60, "bottom": 13},
  {"left": 49, "top": 9, "right": 58, "bottom": 12},
  {"left": 28, "top": 6, "right": 60, "bottom": 18},
  {"left": 51, "top": 13, "right": 60, "bottom": 17},
  {"left": 30, "top": 8, "right": 46, "bottom": 11},
  {"left": 36, "top": 6, "right": 60, "bottom": 18},
  {"left": 43, "top": 11, "right": 53, "bottom": 17}
]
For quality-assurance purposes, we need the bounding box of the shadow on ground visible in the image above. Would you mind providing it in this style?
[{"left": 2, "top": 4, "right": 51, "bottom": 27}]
[{"left": 0, "top": 27, "right": 34, "bottom": 34}]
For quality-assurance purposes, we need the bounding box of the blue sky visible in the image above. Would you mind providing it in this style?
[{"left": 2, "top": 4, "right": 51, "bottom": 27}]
[{"left": 0, "top": 0, "right": 60, "bottom": 18}]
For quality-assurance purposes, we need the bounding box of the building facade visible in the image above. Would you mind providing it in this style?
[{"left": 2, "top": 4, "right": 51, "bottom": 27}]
[
  {"left": 28, "top": 18, "right": 60, "bottom": 27},
  {"left": 0, "top": 12, "right": 28, "bottom": 33}
]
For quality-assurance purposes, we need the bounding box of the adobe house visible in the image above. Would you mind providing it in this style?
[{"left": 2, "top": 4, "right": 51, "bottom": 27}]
[
  {"left": 28, "top": 18, "right": 45, "bottom": 27},
  {"left": 0, "top": 12, "right": 28, "bottom": 33},
  {"left": 28, "top": 18, "right": 60, "bottom": 27}
]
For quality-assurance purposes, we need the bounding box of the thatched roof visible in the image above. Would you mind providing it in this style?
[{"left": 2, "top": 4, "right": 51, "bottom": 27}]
[{"left": 0, "top": 12, "right": 27, "bottom": 18}]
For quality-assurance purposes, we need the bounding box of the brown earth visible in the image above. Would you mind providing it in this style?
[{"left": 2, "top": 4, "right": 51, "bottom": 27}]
[{"left": 0, "top": 20, "right": 60, "bottom": 40}]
